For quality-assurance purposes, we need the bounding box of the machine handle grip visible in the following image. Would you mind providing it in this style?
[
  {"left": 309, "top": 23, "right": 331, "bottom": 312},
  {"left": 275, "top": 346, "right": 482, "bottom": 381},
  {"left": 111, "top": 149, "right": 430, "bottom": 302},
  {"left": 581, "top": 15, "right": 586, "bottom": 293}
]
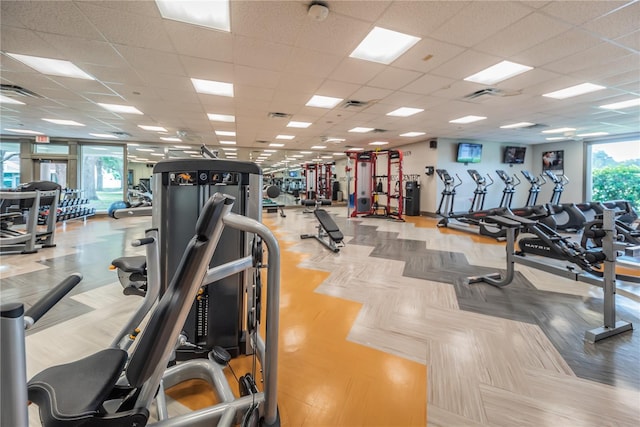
[
  {"left": 132, "top": 237, "right": 155, "bottom": 247},
  {"left": 24, "top": 273, "right": 83, "bottom": 326},
  {"left": 513, "top": 174, "right": 522, "bottom": 187}
]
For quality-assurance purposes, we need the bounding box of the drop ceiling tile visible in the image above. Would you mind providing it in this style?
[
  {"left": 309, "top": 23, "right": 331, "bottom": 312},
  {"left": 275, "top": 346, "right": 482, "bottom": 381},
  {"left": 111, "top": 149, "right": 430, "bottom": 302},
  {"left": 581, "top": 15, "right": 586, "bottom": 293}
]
[
  {"left": 543, "top": 42, "right": 632, "bottom": 75},
  {"left": 615, "top": 30, "right": 640, "bottom": 52},
  {"left": 179, "top": 57, "right": 235, "bottom": 81},
  {"left": 430, "top": 50, "right": 502, "bottom": 81},
  {"left": 378, "top": 1, "right": 469, "bottom": 38},
  {"left": 234, "top": 65, "right": 281, "bottom": 89},
  {"left": 163, "top": 20, "right": 233, "bottom": 63},
  {"left": 84, "top": 66, "right": 145, "bottom": 86},
  {"left": 382, "top": 91, "right": 429, "bottom": 107},
  {"left": 0, "top": 27, "right": 60, "bottom": 58},
  {"left": 233, "top": 35, "right": 292, "bottom": 71},
  {"left": 582, "top": 2, "right": 640, "bottom": 40},
  {"left": 234, "top": 85, "right": 274, "bottom": 102},
  {"left": 367, "top": 67, "right": 423, "bottom": 91},
  {"left": 328, "top": 1, "right": 391, "bottom": 23},
  {"left": 295, "top": 13, "right": 371, "bottom": 56},
  {"left": 329, "top": 57, "right": 385, "bottom": 85},
  {"left": 113, "top": 45, "right": 185, "bottom": 76},
  {"left": 348, "top": 86, "right": 393, "bottom": 103},
  {"left": 474, "top": 12, "right": 572, "bottom": 57},
  {"left": 401, "top": 74, "right": 457, "bottom": 96},
  {"left": 2, "top": 1, "right": 103, "bottom": 39},
  {"left": 574, "top": 55, "right": 640, "bottom": 82},
  {"left": 430, "top": 1, "right": 533, "bottom": 47},
  {"left": 512, "top": 29, "right": 604, "bottom": 67},
  {"left": 540, "top": 0, "right": 629, "bottom": 26},
  {"left": 285, "top": 48, "right": 343, "bottom": 79},
  {"left": 36, "top": 33, "right": 126, "bottom": 69},
  {"left": 76, "top": 2, "right": 173, "bottom": 51},
  {"left": 88, "top": 0, "right": 162, "bottom": 18},
  {"left": 314, "top": 80, "right": 361, "bottom": 99},
  {"left": 231, "top": 1, "right": 307, "bottom": 43}
]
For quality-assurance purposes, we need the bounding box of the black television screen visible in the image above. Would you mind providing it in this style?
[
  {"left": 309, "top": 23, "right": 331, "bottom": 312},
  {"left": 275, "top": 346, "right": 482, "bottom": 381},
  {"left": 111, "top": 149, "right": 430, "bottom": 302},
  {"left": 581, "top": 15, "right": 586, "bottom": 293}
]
[
  {"left": 504, "top": 146, "right": 526, "bottom": 164},
  {"left": 457, "top": 143, "right": 482, "bottom": 163}
]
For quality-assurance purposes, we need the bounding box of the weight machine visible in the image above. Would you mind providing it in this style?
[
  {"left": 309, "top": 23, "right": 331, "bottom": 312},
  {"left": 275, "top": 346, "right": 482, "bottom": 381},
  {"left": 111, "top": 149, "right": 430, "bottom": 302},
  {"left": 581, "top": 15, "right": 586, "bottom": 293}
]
[
  {"left": 303, "top": 162, "right": 333, "bottom": 202},
  {"left": 349, "top": 150, "right": 404, "bottom": 221}
]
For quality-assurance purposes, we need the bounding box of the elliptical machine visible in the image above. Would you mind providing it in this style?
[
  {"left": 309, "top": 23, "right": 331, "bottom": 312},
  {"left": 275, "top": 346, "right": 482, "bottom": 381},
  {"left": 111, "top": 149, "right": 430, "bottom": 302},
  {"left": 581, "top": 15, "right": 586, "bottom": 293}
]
[
  {"left": 495, "top": 170, "right": 521, "bottom": 209},
  {"left": 521, "top": 170, "right": 547, "bottom": 206},
  {"left": 435, "top": 169, "right": 507, "bottom": 240},
  {"left": 467, "top": 169, "right": 494, "bottom": 213},
  {"left": 543, "top": 170, "right": 587, "bottom": 232}
]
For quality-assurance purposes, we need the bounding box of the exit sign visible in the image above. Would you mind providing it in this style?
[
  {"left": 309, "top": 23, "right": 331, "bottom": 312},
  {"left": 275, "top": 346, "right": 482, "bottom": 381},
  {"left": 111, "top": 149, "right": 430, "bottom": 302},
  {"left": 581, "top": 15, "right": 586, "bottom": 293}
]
[{"left": 35, "top": 135, "right": 50, "bottom": 143}]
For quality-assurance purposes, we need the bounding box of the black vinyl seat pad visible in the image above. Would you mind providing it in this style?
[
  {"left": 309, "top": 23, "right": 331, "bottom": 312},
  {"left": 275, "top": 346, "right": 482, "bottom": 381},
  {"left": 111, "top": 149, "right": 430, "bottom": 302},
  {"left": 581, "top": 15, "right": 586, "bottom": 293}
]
[{"left": 314, "top": 209, "right": 343, "bottom": 242}]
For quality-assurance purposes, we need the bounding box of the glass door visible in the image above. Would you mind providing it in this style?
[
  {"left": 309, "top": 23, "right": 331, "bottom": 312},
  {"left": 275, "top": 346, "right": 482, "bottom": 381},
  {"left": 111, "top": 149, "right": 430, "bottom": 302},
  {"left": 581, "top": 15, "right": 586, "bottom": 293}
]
[{"left": 38, "top": 160, "right": 68, "bottom": 188}]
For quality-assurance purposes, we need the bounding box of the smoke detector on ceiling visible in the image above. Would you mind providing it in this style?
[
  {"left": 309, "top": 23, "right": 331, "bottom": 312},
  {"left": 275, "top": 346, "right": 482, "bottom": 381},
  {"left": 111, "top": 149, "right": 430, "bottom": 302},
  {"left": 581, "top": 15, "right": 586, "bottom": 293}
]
[{"left": 308, "top": 2, "right": 329, "bottom": 21}]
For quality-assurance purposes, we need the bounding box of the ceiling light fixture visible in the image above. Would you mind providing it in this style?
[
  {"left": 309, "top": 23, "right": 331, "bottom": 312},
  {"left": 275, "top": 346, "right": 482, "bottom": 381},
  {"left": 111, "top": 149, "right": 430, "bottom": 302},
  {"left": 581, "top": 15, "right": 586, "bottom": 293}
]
[
  {"left": 348, "top": 127, "right": 374, "bottom": 133},
  {"left": 400, "top": 132, "right": 425, "bottom": 137},
  {"left": 4, "top": 128, "right": 43, "bottom": 135},
  {"left": 215, "top": 130, "right": 236, "bottom": 136},
  {"left": 449, "top": 115, "right": 487, "bottom": 124},
  {"left": 192, "top": 78, "right": 234, "bottom": 97},
  {"left": 306, "top": 95, "right": 343, "bottom": 108},
  {"left": 155, "top": 0, "right": 230, "bottom": 32},
  {"left": 219, "top": 140, "right": 236, "bottom": 145},
  {"left": 500, "top": 122, "right": 535, "bottom": 129},
  {"left": 287, "top": 121, "right": 312, "bottom": 128},
  {"left": 576, "top": 132, "right": 609, "bottom": 137},
  {"left": 350, "top": 27, "right": 420, "bottom": 65},
  {"left": 139, "top": 125, "right": 168, "bottom": 132},
  {"left": 160, "top": 137, "right": 181, "bottom": 142},
  {"left": 369, "top": 141, "right": 388, "bottom": 146},
  {"left": 98, "top": 103, "right": 143, "bottom": 115},
  {"left": 276, "top": 135, "right": 295, "bottom": 140},
  {"left": 311, "top": 145, "right": 326, "bottom": 149},
  {"left": 599, "top": 98, "right": 640, "bottom": 110},
  {"left": 42, "top": 118, "right": 85, "bottom": 126},
  {"left": 6, "top": 52, "right": 95, "bottom": 80},
  {"left": 541, "top": 127, "right": 576, "bottom": 134},
  {"left": 90, "top": 133, "right": 118, "bottom": 138},
  {"left": 0, "top": 94, "right": 25, "bottom": 105},
  {"left": 543, "top": 83, "right": 606, "bottom": 99},
  {"left": 207, "top": 113, "right": 235, "bottom": 122},
  {"left": 387, "top": 107, "right": 424, "bottom": 117},
  {"left": 269, "top": 143, "right": 285, "bottom": 147},
  {"left": 545, "top": 137, "right": 568, "bottom": 141},
  {"left": 464, "top": 60, "right": 533, "bottom": 85}
]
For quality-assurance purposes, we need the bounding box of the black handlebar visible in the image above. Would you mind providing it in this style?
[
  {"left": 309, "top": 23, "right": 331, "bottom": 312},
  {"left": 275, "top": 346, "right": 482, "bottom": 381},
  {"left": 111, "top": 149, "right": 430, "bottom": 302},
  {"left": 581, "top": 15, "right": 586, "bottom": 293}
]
[
  {"left": 132, "top": 237, "right": 155, "bottom": 247},
  {"left": 24, "top": 273, "right": 83, "bottom": 324}
]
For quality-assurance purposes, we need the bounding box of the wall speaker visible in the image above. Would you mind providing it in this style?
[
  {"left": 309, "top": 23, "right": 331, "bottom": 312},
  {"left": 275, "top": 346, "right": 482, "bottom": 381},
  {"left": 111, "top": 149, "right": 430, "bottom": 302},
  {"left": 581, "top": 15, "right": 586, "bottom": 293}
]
[{"left": 429, "top": 140, "right": 437, "bottom": 149}]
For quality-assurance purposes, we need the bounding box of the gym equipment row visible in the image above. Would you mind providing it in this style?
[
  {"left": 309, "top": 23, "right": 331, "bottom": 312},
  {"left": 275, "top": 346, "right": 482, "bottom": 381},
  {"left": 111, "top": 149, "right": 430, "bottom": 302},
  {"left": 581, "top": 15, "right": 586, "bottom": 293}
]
[
  {"left": 349, "top": 150, "right": 405, "bottom": 221},
  {"left": 0, "top": 181, "right": 59, "bottom": 254},
  {"left": 467, "top": 209, "right": 638, "bottom": 342}
]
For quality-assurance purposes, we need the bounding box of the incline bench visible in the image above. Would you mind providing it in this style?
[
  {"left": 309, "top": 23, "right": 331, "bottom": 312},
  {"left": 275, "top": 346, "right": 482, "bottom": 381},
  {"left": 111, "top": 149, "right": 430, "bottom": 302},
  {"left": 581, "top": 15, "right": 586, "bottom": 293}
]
[{"left": 300, "top": 209, "right": 344, "bottom": 252}]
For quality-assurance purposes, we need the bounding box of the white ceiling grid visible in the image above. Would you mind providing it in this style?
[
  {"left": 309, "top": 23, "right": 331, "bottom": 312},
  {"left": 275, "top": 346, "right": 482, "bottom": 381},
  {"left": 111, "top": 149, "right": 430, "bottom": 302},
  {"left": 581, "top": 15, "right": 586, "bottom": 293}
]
[{"left": 0, "top": 0, "right": 638, "bottom": 165}]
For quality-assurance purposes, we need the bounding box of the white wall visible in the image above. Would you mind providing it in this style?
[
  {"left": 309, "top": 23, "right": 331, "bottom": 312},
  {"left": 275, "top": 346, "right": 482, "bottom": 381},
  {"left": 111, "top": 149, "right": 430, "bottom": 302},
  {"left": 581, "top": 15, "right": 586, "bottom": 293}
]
[{"left": 128, "top": 161, "right": 153, "bottom": 187}]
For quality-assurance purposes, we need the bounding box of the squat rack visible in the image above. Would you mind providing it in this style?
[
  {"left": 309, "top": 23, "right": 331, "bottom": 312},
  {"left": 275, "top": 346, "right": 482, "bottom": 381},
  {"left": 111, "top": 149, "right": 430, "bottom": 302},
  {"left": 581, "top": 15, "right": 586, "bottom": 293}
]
[{"left": 348, "top": 149, "right": 404, "bottom": 221}]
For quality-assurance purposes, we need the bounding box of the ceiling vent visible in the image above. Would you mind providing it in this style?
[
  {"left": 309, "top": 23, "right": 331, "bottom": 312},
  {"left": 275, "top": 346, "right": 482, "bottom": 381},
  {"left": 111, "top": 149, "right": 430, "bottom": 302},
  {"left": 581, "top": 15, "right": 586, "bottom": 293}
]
[
  {"left": 340, "top": 99, "right": 369, "bottom": 109},
  {"left": 0, "top": 84, "right": 43, "bottom": 98},
  {"left": 256, "top": 140, "right": 269, "bottom": 144},
  {"left": 111, "top": 131, "right": 132, "bottom": 137},
  {"left": 372, "top": 128, "right": 387, "bottom": 133},
  {"left": 268, "top": 112, "right": 291, "bottom": 119},
  {"left": 463, "top": 87, "right": 521, "bottom": 101}
]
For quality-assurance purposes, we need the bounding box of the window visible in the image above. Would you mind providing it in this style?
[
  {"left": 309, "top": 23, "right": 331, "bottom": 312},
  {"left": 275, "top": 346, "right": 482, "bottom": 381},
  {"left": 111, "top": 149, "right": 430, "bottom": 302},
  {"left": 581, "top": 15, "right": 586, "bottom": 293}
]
[
  {"left": 33, "top": 144, "right": 69, "bottom": 155},
  {"left": 0, "top": 141, "right": 21, "bottom": 188},
  {"left": 587, "top": 139, "right": 640, "bottom": 208},
  {"left": 79, "top": 145, "right": 125, "bottom": 212}
]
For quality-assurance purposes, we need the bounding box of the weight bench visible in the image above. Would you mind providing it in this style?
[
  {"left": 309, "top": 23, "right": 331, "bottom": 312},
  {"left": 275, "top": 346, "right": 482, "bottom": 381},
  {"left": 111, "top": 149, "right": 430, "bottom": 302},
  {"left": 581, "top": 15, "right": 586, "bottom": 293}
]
[
  {"left": 302, "top": 198, "right": 331, "bottom": 213},
  {"left": 263, "top": 198, "right": 286, "bottom": 217},
  {"left": 300, "top": 209, "right": 344, "bottom": 252}
]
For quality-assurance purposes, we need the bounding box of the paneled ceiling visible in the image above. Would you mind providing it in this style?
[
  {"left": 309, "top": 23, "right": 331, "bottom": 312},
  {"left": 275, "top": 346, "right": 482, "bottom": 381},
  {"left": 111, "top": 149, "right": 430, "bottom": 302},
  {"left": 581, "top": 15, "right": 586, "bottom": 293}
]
[{"left": 1, "top": 0, "right": 639, "bottom": 166}]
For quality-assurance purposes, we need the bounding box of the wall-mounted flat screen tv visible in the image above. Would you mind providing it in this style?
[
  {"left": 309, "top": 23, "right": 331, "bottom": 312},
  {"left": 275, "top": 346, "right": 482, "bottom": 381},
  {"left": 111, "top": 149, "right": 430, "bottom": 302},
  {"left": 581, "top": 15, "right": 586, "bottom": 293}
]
[
  {"left": 503, "top": 146, "right": 526, "bottom": 164},
  {"left": 457, "top": 142, "right": 483, "bottom": 163}
]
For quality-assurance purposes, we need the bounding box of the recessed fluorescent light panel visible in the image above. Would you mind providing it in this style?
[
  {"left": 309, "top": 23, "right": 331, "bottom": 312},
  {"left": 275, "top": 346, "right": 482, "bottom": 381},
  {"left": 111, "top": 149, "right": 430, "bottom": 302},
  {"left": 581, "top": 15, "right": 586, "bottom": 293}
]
[
  {"left": 347, "top": 148, "right": 364, "bottom": 151},
  {"left": 160, "top": 137, "right": 182, "bottom": 142},
  {"left": 543, "top": 83, "right": 606, "bottom": 99},
  {"left": 449, "top": 115, "right": 487, "bottom": 124},
  {"left": 155, "top": 0, "right": 230, "bottom": 32},
  {"left": 300, "top": 151, "right": 312, "bottom": 154},
  {"left": 137, "top": 148, "right": 155, "bottom": 152},
  {"left": 387, "top": 107, "right": 424, "bottom": 117},
  {"left": 369, "top": 141, "right": 388, "bottom": 146},
  {"left": 207, "top": 113, "right": 235, "bottom": 122},
  {"left": 400, "top": 132, "right": 425, "bottom": 137},
  {"left": 306, "top": 95, "right": 343, "bottom": 108},
  {"left": 287, "top": 121, "right": 312, "bottom": 128},
  {"left": 350, "top": 27, "right": 420, "bottom": 65},
  {"left": 269, "top": 143, "right": 285, "bottom": 147},
  {"left": 4, "top": 128, "right": 43, "bottom": 135},
  {"left": 541, "top": 127, "right": 576, "bottom": 134},
  {"left": 599, "top": 98, "right": 640, "bottom": 110},
  {"left": 219, "top": 140, "right": 236, "bottom": 145},
  {"left": 325, "top": 138, "right": 346, "bottom": 142},
  {"left": 42, "top": 118, "right": 85, "bottom": 126},
  {"left": 6, "top": 52, "right": 94, "bottom": 80},
  {"left": 276, "top": 135, "right": 295, "bottom": 140},
  {"left": 576, "top": 132, "right": 609, "bottom": 137},
  {"left": 139, "top": 125, "right": 168, "bottom": 132},
  {"left": 98, "top": 103, "right": 143, "bottom": 115},
  {"left": 90, "top": 133, "right": 118, "bottom": 138},
  {"left": 545, "top": 137, "right": 568, "bottom": 141},
  {"left": 348, "top": 127, "right": 374, "bottom": 133},
  {"left": 215, "top": 130, "right": 236, "bottom": 136},
  {"left": 173, "top": 145, "right": 191, "bottom": 149},
  {"left": 464, "top": 61, "right": 533, "bottom": 85},
  {"left": 191, "top": 78, "right": 234, "bottom": 97},
  {"left": 221, "top": 147, "right": 237, "bottom": 151},
  {"left": 500, "top": 122, "right": 535, "bottom": 129},
  {"left": 0, "top": 94, "right": 25, "bottom": 105},
  {"left": 311, "top": 145, "right": 326, "bottom": 149}
]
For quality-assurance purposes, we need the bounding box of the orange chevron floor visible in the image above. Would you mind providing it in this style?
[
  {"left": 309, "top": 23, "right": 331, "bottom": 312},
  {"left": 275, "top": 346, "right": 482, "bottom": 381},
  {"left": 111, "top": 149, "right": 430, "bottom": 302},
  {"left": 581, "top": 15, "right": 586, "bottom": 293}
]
[{"left": 167, "top": 219, "right": 427, "bottom": 426}]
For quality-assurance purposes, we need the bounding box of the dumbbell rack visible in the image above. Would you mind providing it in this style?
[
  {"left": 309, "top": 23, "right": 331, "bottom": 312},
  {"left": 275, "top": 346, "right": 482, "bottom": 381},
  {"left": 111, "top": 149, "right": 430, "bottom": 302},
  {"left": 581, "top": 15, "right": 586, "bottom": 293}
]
[{"left": 47, "top": 189, "right": 95, "bottom": 223}]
